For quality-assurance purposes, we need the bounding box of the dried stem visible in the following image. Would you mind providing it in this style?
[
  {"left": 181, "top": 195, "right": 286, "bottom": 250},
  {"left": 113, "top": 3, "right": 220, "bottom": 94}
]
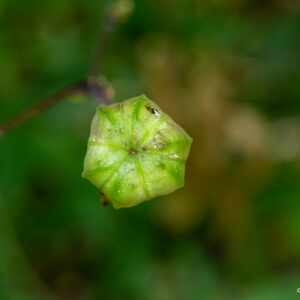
[
  {"left": 0, "top": 0, "right": 133, "bottom": 136},
  {"left": 89, "top": 10, "right": 116, "bottom": 77},
  {"left": 0, "top": 78, "right": 112, "bottom": 136}
]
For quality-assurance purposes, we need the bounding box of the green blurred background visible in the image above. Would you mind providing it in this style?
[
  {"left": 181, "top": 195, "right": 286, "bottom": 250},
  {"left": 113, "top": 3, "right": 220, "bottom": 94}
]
[{"left": 1, "top": 0, "right": 300, "bottom": 299}]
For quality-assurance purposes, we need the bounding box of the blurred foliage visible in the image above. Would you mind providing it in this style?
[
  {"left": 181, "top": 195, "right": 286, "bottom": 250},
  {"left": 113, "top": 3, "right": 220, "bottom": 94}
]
[{"left": 1, "top": 0, "right": 300, "bottom": 299}]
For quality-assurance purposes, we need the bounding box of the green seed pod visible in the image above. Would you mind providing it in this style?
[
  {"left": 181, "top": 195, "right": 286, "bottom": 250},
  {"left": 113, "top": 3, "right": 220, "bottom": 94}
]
[{"left": 82, "top": 95, "right": 192, "bottom": 209}]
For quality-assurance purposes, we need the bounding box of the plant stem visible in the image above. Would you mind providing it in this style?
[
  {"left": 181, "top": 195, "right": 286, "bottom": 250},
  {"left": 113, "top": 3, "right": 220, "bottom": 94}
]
[
  {"left": 0, "top": 0, "right": 133, "bottom": 136},
  {"left": 0, "top": 78, "right": 112, "bottom": 136}
]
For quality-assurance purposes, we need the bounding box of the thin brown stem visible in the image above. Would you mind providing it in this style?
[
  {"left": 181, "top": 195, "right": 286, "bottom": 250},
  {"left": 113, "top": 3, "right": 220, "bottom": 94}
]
[
  {"left": 89, "top": 0, "right": 133, "bottom": 77},
  {"left": 89, "top": 10, "right": 117, "bottom": 78},
  {"left": 0, "top": 0, "right": 133, "bottom": 136},
  {"left": 0, "top": 78, "right": 111, "bottom": 136}
]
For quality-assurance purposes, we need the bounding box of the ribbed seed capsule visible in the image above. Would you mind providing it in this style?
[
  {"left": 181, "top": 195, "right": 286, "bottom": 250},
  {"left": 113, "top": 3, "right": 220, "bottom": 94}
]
[{"left": 82, "top": 95, "right": 192, "bottom": 209}]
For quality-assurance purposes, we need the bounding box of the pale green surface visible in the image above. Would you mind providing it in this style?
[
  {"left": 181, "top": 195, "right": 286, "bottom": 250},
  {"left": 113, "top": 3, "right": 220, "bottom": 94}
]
[{"left": 82, "top": 95, "right": 192, "bottom": 209}]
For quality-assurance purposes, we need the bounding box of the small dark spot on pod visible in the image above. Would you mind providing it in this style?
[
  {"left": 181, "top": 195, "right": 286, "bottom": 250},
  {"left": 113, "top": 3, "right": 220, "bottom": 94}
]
[
  {"left": 100, "top": 192, "right": 110, "bottom": 206},
  {"left": 145, "top": 105, "right": 160, "bottom": 116},
  {"left": 158, "top": 162, "right": 166, "bottom": 169},
  {"left": 129, "top": 148, "right": 138, "bottom": 155}
]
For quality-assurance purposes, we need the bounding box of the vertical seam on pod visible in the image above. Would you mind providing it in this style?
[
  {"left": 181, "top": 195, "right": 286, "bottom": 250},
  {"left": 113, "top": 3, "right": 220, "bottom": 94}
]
[
  {"left": 135, "top": 156, "right": 151, "bottom": 199},
  {"left": 98, "top": 155, "right": 129, "bottom": 189}
]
